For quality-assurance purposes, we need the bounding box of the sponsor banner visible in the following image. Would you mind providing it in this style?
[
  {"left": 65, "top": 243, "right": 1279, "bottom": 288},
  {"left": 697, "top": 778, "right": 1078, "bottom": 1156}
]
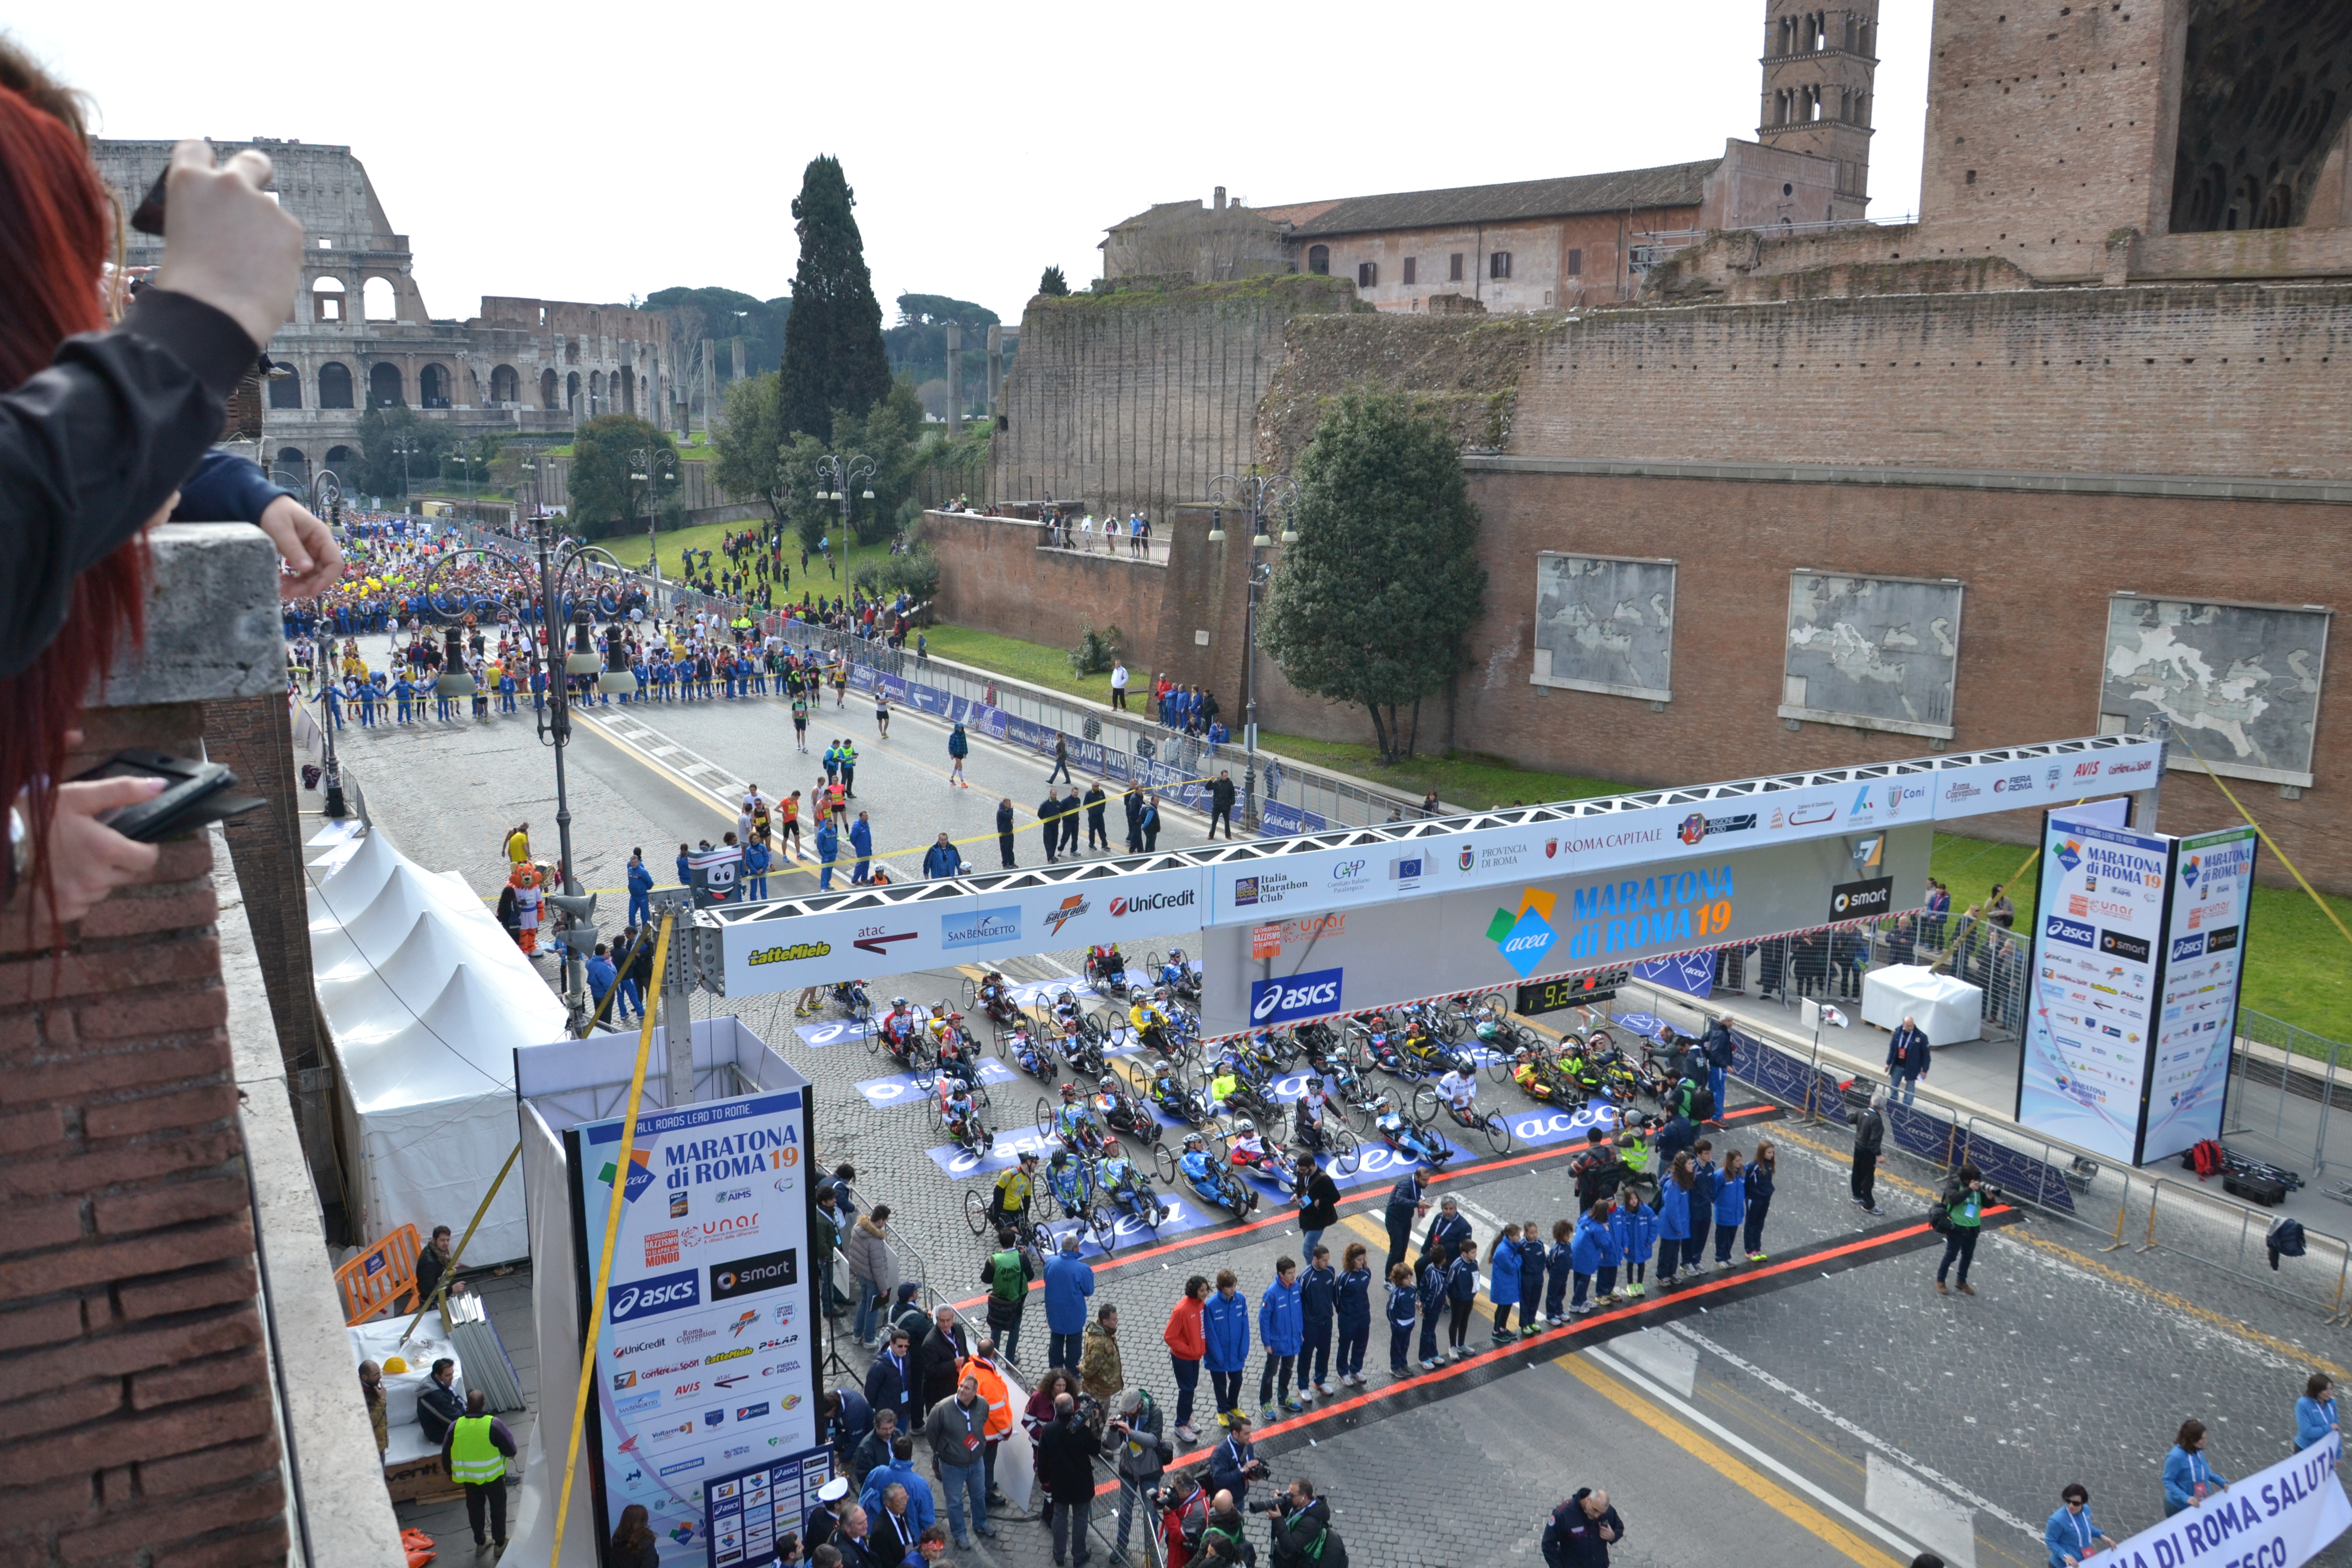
[
  {"left": 852, "top": 1058, "right": 1020, "bottom": 1107},
  {"left": 1198, "top": 826, "right": 1932, "bottom": 1037},
  {"left": 2143, "top": 824, "right": 2258, "bottom": 1163},
  {"left": 1928, "top": 740, "right": 2162, "bottom": 823},
  {"left": 2017, "top": 811, "right": 2172, "bottom": 1163},
  {"left": 699, "top": 1444, "right": 837, "bottom": 1568},
  {"left": 2092, "top": 1433, "right": 2349, "bottom": 1568},
  {"left": 1632, "top": 952, "right": 1715, "bottom": 1000},
  {"left": 575, "top": 1088, "right": 817, "bottom": 1564},
  {"left": 717, "top": 875, "right": 1210, "bottom": 995}
]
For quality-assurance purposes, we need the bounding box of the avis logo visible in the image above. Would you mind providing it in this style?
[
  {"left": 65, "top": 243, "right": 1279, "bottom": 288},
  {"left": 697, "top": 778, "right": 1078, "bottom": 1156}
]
[
  {"left": 1484, "top": 890, "right": 1559, "bottom": 978},
  {"left": 1248, "top": 968, "right": 1343, "bottom": 1026},
  {"left": 1043, "top": 894, "right": 1092, "bottom": 936},
  {"left": 599, "top": 1147, "right": 654, "bottom": 1204}
]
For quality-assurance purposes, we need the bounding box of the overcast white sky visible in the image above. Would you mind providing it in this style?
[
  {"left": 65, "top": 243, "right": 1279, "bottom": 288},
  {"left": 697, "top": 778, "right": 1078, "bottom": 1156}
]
[{"left": 17, "top": 1, "right": 1928, "bottom": 326}]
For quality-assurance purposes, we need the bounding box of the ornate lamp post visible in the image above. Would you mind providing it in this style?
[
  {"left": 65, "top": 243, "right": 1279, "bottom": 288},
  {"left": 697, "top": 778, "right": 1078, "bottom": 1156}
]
[
  {"left": 814, "top": 452, "right": 877, "bottom": 553},
  {"left": 418, "top": 518, "right": 638, "bottom": 1033},
  {"left": 1207, "top": 468, "right": 1297, "bottom": 831},
  {"left": 630, "top": 446, "right": 682, "bottom": 594}
]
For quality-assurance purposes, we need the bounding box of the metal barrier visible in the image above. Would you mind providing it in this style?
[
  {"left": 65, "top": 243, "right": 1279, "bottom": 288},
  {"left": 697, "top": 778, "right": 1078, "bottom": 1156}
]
[
  {"left": 2226, "top": 1009, "right": 2352, "bottom": 1180},
  {"left": 1708, "top": 914, "right": 2030, "bottom": 1045}
]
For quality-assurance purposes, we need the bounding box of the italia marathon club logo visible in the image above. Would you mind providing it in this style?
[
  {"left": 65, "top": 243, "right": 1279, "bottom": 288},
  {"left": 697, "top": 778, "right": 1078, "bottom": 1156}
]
[{"left": 1485, "top": 889, "right": 1560, "bottom": 978}]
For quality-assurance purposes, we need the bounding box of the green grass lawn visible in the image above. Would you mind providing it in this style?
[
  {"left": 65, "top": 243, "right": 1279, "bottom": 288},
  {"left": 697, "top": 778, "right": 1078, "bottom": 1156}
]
[
  {"left": 1930, "top": 829, "right": 2352, "bottom": 1046},
  {"left": 601, "top": 520, "right": 894, "bottom": 596}
]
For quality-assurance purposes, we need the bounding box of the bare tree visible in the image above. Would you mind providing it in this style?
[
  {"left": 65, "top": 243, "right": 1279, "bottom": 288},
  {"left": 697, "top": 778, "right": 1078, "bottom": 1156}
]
[{"left": 658, "top": 303, "right": 706, "bottom": 438}]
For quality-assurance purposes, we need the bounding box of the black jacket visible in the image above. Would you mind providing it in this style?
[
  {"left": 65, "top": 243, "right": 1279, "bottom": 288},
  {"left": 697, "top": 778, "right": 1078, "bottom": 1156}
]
[
  {"left": 1270, "top": 1498, "right": 1345, "bottom": 1568},
  {"left": 1210, "top": 778, "right": 1237, "bottom": 812},
  {"left": 863, "top": 1348, "right": 916, "bottom": 1428},
  {"left": 1085, "top": 787, "right": 1108, "bottom": 823},
  {"left": 1, "top": 290, "right": 254, "bottom": 682},
  {"left": 1296, "top": 1169, "right": 1341, "bottom": 1231},
  {"left": 415, "top": 1381, "right": 465, "bottom": 1447},
  {"left": 1036, "top": 1414, "right": 1100, "bottom": 1501},
  {"left": 996, "top": 802, "right": 1015, "bottom": 835},
  {"left": 1853, "top": 1108, "right": 1886, "bottom": 1157},
  {"left": 1542, "top": 1494, "right": 1626, "bottom": 1567},
  {"left": 1207, "top": 1432, "right": 1259, "bottom": 1502},
  {"left": 918, "top": 1319, "right": 970, "bottom": 1408}
]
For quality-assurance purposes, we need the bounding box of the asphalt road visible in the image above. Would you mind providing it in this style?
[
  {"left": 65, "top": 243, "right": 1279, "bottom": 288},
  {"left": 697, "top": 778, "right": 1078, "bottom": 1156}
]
[{"left": 328, "top": 670, "right": 2352, "bottom": 1568}]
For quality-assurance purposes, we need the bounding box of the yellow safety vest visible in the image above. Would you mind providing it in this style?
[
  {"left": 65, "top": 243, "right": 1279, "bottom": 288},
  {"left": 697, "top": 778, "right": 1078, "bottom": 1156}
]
[{"left": 448, "top": 1414, "right": 506, "bottom": 1484}]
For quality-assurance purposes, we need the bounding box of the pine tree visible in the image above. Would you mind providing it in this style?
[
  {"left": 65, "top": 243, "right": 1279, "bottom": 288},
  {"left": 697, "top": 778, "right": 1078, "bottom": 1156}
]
[
  {"left": 1039, "top": 265, "right": 1070, "bottom": 297},
  {"left": 778, "top": 156, "right": 891, "bottom": 439}
]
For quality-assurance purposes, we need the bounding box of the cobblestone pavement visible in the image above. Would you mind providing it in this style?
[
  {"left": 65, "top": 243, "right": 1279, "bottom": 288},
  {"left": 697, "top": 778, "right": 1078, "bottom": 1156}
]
[{"left": 328, "top": 685, "right": 2352, "bottom": 1568}]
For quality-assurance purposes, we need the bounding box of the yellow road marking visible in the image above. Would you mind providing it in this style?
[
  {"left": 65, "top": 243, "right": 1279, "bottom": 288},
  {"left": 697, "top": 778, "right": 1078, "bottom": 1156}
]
[{"left": 1557, "top": 1353, "right": 1901, "bottom": 1567}]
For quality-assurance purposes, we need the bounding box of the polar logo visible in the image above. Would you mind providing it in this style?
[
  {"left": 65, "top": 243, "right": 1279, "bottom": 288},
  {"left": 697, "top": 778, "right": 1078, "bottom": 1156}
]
[
  {"left": 609, "top": 1269, "right": 701, "bottom": 1324},
  {"left": 2043, "top": 916, "right": 2096, "bottom": 949},
  {"left": 1250, "top": 968, "right": 1343, "bottom": 1026}
]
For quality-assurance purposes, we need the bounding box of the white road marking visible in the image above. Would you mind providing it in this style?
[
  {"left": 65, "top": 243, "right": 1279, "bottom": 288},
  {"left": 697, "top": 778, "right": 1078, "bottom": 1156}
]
[
  {"left": 1866, "top": 1454, "right": 1978, "bottom": 1568},
  {"left": 1612, "top": 1326, "right": 1698, "bottom": 1396}
]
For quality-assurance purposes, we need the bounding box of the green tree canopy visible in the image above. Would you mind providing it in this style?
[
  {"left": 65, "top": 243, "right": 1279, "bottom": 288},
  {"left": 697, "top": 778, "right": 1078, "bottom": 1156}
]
[
  {"left": 567, "top": 414, "right": 673, "bottom": 539},
  {"left": 778, "top": 156, "right": 891, "bottom": 439},
  {"left": 1038, "top": 265, "right": 1069, "bottom": 297},
  {"left": 713, "top": 373, "right": 791, "bottom": 525},
  {"left": 1257, "top": 390, "right": 1487, "bottom": 762},
  {"left": 355, "top": 405, "right": 450, "bottom": 498},
  {"left": 644, "top": 286, "right": 790, "bottom": 380}
]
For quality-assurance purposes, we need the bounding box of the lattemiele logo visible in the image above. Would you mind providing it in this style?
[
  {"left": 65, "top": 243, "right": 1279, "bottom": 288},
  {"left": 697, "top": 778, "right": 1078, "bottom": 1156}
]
[
  {"left": 1042, "top": 894, "right": 1092, "bottom": 936},
  {"left": 747, "top": 941, "right": 832, "bottom": 967},
  {"left": 1484, "top": 889, "right": 1559, "bottom": 978}
]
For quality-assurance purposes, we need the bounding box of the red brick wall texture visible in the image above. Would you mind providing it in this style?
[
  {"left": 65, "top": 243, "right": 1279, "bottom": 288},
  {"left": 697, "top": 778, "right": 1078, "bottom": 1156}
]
[{"left": 0, "top": 701, "right": 284, "bottom": 1568}]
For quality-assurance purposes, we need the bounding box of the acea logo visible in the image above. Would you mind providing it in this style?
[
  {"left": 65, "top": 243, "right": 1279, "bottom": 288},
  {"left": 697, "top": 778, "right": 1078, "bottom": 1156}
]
[
  {"left": 1484, "top": 889, "right": 1560, "bottom": 978},
  {"left": 1249, "top": 967, "right": 1343, "bottom": 1026},
  {"left": 2180, "top": 854, "right": 2200, "bottom": 888},
  {"left": 600, "top": 1147, "right": 654, "bottom": 1205},
  {"left": 2052, "top": 837, "right": 2084, "bottom": 874}
]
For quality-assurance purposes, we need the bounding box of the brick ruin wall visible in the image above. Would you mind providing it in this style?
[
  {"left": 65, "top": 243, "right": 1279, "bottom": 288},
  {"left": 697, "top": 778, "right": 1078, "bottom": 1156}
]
[{"left": 954, "top": 276, "right": 2352, "bottom": 888}]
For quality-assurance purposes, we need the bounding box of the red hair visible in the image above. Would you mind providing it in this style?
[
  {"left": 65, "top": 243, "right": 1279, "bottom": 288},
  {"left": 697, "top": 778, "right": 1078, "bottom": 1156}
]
[{"left": 0, "top": 77, "right": 149, "bottom": 904}]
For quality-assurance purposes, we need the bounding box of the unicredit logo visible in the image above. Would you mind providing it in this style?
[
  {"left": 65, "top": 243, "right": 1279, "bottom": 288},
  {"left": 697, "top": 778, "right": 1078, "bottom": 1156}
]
[{"left": 1109, "top": 889, "right": 1197, "bottom": 918}]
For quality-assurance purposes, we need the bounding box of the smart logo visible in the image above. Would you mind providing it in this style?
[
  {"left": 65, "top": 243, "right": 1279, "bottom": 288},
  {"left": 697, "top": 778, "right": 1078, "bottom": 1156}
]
[
  {"left": 2052, "top": 838, "right": 2084, "bottom": 874},
  {"left": 599, "top": 1147, "right": 654, "bottom": 1205},
  {"left": 609, "top": 1268, "right": 702, "bottom": 1324},
  {"left": 1250, "top": 968, "right": 1343, "bottom": 1026},
  {"left": 1485, "top": 889, "right": 1560, "bottom": 978},
  {"left": 2044, "top": 915, "right": 2096, "bottom": 949}
]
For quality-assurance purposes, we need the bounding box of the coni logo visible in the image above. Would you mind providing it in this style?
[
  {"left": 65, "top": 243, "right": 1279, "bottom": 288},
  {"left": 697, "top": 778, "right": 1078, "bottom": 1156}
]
[{"left": 1484, "top": 889, "right": 1559, "bottom": 978}]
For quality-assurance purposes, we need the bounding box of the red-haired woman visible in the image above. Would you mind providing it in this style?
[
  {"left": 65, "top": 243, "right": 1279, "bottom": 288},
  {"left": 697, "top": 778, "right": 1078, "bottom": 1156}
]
[{"left": 0, "top": 44, "right": 324, "bottom": 929}]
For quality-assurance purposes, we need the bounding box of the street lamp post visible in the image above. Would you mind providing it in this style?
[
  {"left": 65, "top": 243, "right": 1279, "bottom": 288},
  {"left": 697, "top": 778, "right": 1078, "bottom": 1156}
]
[
  {"left": 1208, "top": 468, "right": 1297, "bottom": 832},
  {"left": 630, "top": 446, "right": 681, "bottom": 597},
  {"left": 420, "top": 521, "right": 638, "bottom": 1036},
  {"left": 814, "top": 452, "right": 877, "bottom": 562}
]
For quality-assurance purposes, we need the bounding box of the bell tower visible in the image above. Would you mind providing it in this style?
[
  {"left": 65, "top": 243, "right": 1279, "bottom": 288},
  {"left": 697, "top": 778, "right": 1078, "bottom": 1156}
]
[{"left": 1758, "top": 3, "right": 1879, "bottom": 222}]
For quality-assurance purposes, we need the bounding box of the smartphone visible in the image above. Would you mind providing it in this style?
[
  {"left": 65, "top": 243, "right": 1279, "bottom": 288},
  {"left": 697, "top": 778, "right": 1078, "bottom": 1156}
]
[
  {"left": 70, "top": 749, "right": 263, "bottom": 841},
  {"left": 131, "top": 167, "right": 169, "bottom": 237}
]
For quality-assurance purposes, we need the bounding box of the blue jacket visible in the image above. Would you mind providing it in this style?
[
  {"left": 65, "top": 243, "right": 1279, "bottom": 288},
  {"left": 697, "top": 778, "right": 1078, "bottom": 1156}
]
[
  {"left": 1712, "top": 1171, "right": 1749, "bottom": 1228},
  {"left": 586, "top": 956, "right": 618, "bottom": 998},
  {"left": 2298, "top": 1395, "right": 2339, "bottom": 1450},
  {"left": 1299, "top": 1265, "right": 1337, "bottom": 1333},
  {"left": 948, "top": 726, "right": 969, "bottom": 758},
  {"left": 1258, "top": 1277, "right": 1304, "bottom": 1355},
  {"left": 1446, "top": 1254, "right": 1478, "bottom": 1303},
  {"left": 1518, "top": 1241, "right": 1548, "bottom": 1307},
  {"left": 1385, "top": 1282, "right": 1416, "bottom": 1329},
  {"left": 816, "top": 822, "right": 840, "bottom": 862},
  {"left": 829, "top": 1387, "right": 872, "bottom": 1457},
  {"left": 1608, "top": 1203, "right": 1659, "bottom": 1264},
  {"left": 1887, "top": 1024, "right": 1932, "bottom": 1079},
  {"left": 1569, "top": 1214, "right": 1620, "bottom": 1275},
  {"left": 173, "top": 450, "right": 290, "bottom": 526},
  {"left": 1658, "top": 1182, "right": 1693, "bottom": 1241},
  {"left": 1688, "top": 1167, "right": 1722, "bottom": 1219},
  {"left": 1384, "top": 1172, "right": 1427, "bottom": 1219},
  {"left": 1425, "top": 1211, "right": 1472, "bottom": 1261},
  {"left": 849, "top": 820, "right": 873, "bottom": 861},
  {"left": 1335, "top": 1267, "right": 1373, "bottom": 1333},
  {"left": 1202, "top": 1288, "right": 1251, "bottom": 1371},
  {"left": 1042, "top": 1252, "right": 1095, "bottom": 1333},
  {"left": 626, "top": 861, "right": 654, "bottom": 895},
  {"left": 1417, "top": 1258, "right": 1448, "bottom": 1313},
  {"left": 922, "top": 842, "right": 961, "bottom": 878},
  {"left": 1547, "top": 1239, "right": 1575, "bottom": 1293},
  {"left": 2045, "top": 1503, "right": 2104, "bottom": 1568},
  {"left": 2162, "top": 1445, "right": 2227, "bottom": 1512},
  {"left": 859, "top": 1460, "right": 936, "bottom": 1533},
  {"left": 1488, "top": 1239, "right": 1523, "bottom": 1306},
  {"left": 1746, "top": 1160, "right": 1776, "bottom": 1207},
  {"left": 1656, "top": 1115, "right": 1698, "bottom": 1164}
]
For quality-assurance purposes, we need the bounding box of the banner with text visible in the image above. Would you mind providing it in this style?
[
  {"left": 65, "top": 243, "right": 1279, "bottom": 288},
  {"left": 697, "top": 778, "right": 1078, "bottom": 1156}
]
[
  {"left": 2097, "top": 1433, "right": 2348, "bottom": 1568},
  {"left": 2143, "top": 824, "right": 2260, "bottom": 1164}
]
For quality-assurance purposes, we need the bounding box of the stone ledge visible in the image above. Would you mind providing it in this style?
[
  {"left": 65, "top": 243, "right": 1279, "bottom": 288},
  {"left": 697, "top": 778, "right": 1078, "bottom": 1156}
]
[
  {"left": 97, "top": 523, "right": 286, "bottom": 709},
  {"left": 1463, "top": 453, "right": 2352, "bottom": 506}
]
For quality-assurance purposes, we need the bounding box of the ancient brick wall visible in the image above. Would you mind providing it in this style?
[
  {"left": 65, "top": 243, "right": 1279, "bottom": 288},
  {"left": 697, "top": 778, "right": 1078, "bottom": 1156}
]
[
  {"left": 0, "top": 700, "right": 285, "bottom": 1568},
  {"left": 1915, "top": 0, "right": 2184, "bottom": 274},
  {"left": 203, "top": 693, "right": 320, "bottom": 1078},
  {"left": 989, "top": 276, "right": 1354, "bottom": 521}
]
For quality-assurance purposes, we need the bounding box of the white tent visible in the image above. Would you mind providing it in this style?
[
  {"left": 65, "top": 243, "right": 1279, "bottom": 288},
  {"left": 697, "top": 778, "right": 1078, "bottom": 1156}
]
[{"left": 309, "top": 824, "right": 566, "bottom": 1264}]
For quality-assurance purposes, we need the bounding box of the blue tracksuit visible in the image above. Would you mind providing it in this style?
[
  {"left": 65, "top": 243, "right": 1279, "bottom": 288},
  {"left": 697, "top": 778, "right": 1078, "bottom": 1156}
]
[
  {"left": 1298, "top": 1264, "right": 1336, "bottom": 1385},
  {"left": 1416, "top": 1257, "right": 1447, "bottom": 1364},
  {"left": 1334, "top": 1266, "right": 1371, "bottom": 1380},
  {"left": 1386, "top": 1282, "right": 1417, "bottom": 1372},
  {"left": 1545, "top": 1238, "right": 1575, "bottom": 1319},
  {"left": 1489, "top": 1238, "right": 1522, "bottom": 1308},
  {"left": 1712, "top": 1171, "right": 1749, "bottom": 1263},
  {"left": 1518, "top": 1238, "right": 1547, "bottom": 1316},
  {"left": 1202, "top": 1289, "right": 1251, "bottom": 1373},
  {"left": 849, "top": 818, "right": 874, "bottom": 884},
  {"left": 1609, "top": 1202, "right": 1659, "bottom": 1278},
  {"left": 816, "top": 820, "right": 840, "bottom": 890},
  {"left": 1658, "top": 1181, "right": 1693, "bottom": 1278},
  {"left": 627, "top": 860, "right": 653, "bottom": 926}
]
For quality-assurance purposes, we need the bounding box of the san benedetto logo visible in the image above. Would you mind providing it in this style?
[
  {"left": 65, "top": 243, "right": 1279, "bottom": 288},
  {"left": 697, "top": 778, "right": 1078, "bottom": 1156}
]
[{"left": 748, "top": 941, "right": 831, "bottom": 967}]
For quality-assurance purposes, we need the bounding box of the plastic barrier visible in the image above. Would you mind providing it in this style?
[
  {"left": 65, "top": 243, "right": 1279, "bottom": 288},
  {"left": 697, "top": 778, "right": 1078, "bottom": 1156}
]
[{"left": 335, "top": 1222, "right": 421, "bottom": 1324}]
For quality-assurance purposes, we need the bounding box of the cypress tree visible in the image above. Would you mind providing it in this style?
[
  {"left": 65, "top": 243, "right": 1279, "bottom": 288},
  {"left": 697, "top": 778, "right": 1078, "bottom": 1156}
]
[{"left": 779, "top": 156, "right": 892, "bottom": 439}]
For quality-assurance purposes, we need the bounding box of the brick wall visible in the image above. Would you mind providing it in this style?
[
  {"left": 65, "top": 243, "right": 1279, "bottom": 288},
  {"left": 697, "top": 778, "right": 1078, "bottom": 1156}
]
[
  {"left": 0, "top": 700, "right": 284, "bottom": 1568},
  {"left": 203, "top": 693, "right": 320, "bottom": 1077},
  {"left": 1915, "top": 0, "right": 2183, "bottom": 274}
]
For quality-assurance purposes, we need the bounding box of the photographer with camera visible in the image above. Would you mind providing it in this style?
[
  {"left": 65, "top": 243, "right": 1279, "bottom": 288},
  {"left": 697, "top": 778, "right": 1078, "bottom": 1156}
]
[
  {"left": 1934, "top": 1161, "right": 1991, "bottom": 1296},
  {"left": 1208, "top": 1408, "right": 1268, "bottom": 1509},
  {"left": 1153, "top": 1467, "right": 1211, "bottom": 1567},
  {"left": 1109, "top": 1385, "right": 1173, "bottom": 1561},
  {"left": 1037, "top": 1390, "right": 1101, "bottom": 1567},
  {"left": 1263, "top": 1478, "right": 1346, "bottom": 1568}
]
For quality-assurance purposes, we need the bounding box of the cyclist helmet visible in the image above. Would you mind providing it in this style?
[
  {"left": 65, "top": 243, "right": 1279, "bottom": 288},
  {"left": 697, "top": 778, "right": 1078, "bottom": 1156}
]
[
  {"left": 1168, "top": 947, "right": 1187, "bottom": 964},
  {"left": 1049, "top": 1150, "right": 1069, "bottom": 1168},
  {"left": 1155, "top": 985, "right": 1171, "bottom": 1002},
  {"left": 1374, "top": 1095, "right": 1394, "bottom": 1115},
  {"left": 1060, "top": 1082, "right": 1079, "bottom": 1098},
  {"left": 1183, "top": 1133, "right": 1206, "bottom": 1152},
  {"left": 891, "top": 996, "right": 909, "bottom": 1009},
  {"left": 1309, "top": 1075, "right": 1326, "bottom": 1090},
  {"left": 1233, "top": 1118, "right": 1255, "bottom": 1135}
]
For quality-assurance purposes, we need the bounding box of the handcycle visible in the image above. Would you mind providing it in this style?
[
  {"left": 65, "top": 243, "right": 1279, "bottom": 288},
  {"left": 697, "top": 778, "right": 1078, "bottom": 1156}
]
[
  {"left": 962, "top": 1185, "right": 1055, "bottom": 1258},
  {"left": 963, "top": 969, "right": 1025, "bottom": 1031},
  {"left": 1410, "top": 1082, "right": 1514, "bottom": 1155},
  {"left": 1089, "top": 1073, "right": 1165, "bottom": 1147},
  {"left": 997, "top": 1018, "right": 1061, "bottom": 1084},
  {"left": 927, "top": 1073, "right": 993, "bottom": 1155},
  {"left": 1037, "top": 1088, "right": 1114, "bottom": 1159},
  {"left": 1042, "top": 1153, "right": 1120, "bottom": 1255},
  {"left": 1368, "top": 1096, "right": 1459, "bottom": 1172},
  {"left": 1156, "top": 1131, "right": 1261, "bottom": 1219}
]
